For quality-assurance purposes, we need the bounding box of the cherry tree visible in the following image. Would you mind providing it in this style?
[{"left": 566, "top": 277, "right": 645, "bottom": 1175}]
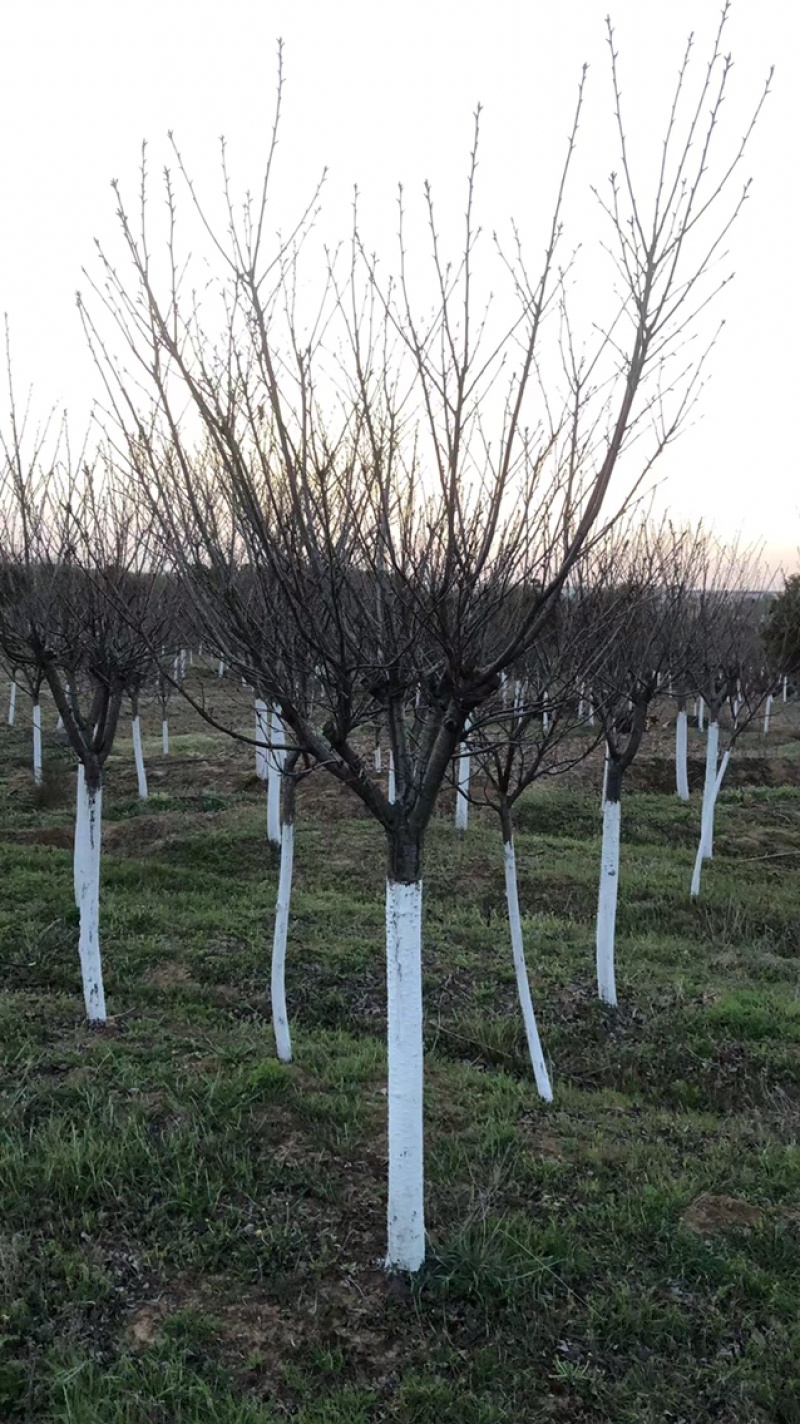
[{"left": 80, "top": 13, "right": 769, "bottom": 1270}]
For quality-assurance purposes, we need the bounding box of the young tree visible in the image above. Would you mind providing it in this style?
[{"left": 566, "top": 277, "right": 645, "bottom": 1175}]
[
  {"left": 579, "top": 522, "right": 699, "bottom": 1006},
  {"left": 470, "top": 589, "right": 606, "bottom": 1099},
  {"left": 81, "top": 15, "right": 769, "bottom": 1270}
]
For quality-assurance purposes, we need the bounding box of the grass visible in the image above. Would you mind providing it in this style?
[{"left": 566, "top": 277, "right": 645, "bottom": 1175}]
[{"left": 0, "top": 684, "right": 799, "bottom": 1420}]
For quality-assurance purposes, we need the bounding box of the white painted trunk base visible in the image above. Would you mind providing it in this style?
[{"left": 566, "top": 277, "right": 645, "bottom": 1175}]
[
  {"left": 503, "top": 839, "right": 553, "bottom": 1101},
  {"left": 455, "top": 733, "right": 470, "bottom": 832},
  {"left": 388, "top": 751, "right": 396, "bottom": 804},
  {"left": 691, "top": 750, "right": 731, "bottom": 898},
  {"left": 600, "top": 745, "right": 609, "bottom": 813},
  {"left": 596, "top": 799, "right": 621, "bottom": 1007},
  {"left": 385, "top": 878, "right": 425, "bottom": 1271},
  {"left": 782, "top": 676, "right": 788, "bottom": 703},
  {"left": 33, "top": 702, "right": 42, "bottom": 785},
  {"left": 763, "top": 695, "right": 773, "bottom": 734},
  {"left": 218, "top": 660, "right": 225, "bottom": 677},
  {"left": 374, "top": 745, "right": 382, "bottom": 774},
  {"left": 74, "top": 764, "right": 85, "bottom": 906},
  {"left": 132, "top": 717, "right": 148, "bottom": 799},
  {"left": 271, "top": 821, "right": 295, "bottom": 1063},
  {"left": 162, "top": 719, "right": 169, "bottom": 755},
  {"left": 697, "top": 698, "right": 705, "bottom": 732},
  {"left": 75, "top": 777, "right": 107, "bottom": 1022},
  {"left": 675, "top": 710, "right": 689, "bottom": 801},
  {"left": 7, "top": 680, "right": 16, "bottom": 727},
  {"left": 701, "top": 721, "right": 720, "bottom": 859}
]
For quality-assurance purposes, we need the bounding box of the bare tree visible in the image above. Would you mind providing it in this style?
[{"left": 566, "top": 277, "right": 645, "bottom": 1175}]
[
  {"left": 80, "top": 14, "right": 769, "bottom": 1270},
  {"left": 577, "top": 521, "right": 701, "bottom": 1005},
  {"left": 0, "top": 401, "right": 169, "bottom": 1022},
  {"left": 683, "top": 543, "right": 777, "bottom": 896}
]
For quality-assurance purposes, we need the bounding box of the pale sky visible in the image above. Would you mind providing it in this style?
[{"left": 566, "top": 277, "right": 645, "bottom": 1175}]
[{"left": 0, "top": 1, "right": 796, "bottom": 572}]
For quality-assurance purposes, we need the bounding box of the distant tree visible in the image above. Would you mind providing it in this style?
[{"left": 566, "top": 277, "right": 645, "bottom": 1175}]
[{"left": 763, "top": 573, "right": 800, "bottom": 677}]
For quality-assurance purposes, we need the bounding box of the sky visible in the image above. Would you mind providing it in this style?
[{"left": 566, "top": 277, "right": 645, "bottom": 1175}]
[{"left": 0, "top": 1, "right": 796, "bottom": 575}]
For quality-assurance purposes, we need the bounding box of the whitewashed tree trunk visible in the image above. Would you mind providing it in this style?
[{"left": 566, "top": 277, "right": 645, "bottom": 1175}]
[
  {"left": 542, "top": 689, "right": 550, "bottom": 734},
  {"left": 588, "top": 700, "right": 596, "bottom": 727},
  {"left": 255, "top": 698, "right": 269, "bottom": 780},
  {"left": 503, "top": 834, "right": 553, "bottom": 1101},
  {"left": 33, "top": 701, "right": 43, "bottom": 785},
  {"left": 782, "top": 675, "right": 788, "bottom": 703},
  {"left": 132, "top": 716, "right": 148, "bottom": 799},
  {"left": 162, "top": 719, "right": 169, "bottom": 755},
  {"left": 385, "top": 877, "right": 425, "bottom": 1271},
  {"left": 388, "top": 750, "right": 396, "bottom": 804},
  {"left": 454, "top": 724, "right": 471, "bottom": 832},
  {"left": 763, "top": 695, "right": 773, "bottom": 734},
  {"left": 697, "top": 697, "right": 705, "bottom": 732},
  {"left": 75, "top": 775, "right": 107, "bottom": 1023},
  {"left": 374, "top": 744, "right": 382, "bottom": 774},
  {"left": 56, "top": 714, "right": 64, "bottom": 732},
  {"left": 675, "top": 709, "right": 690, "bottom": 801},
  {"left": 74, "top": 763, "right": 85, "bottom": 907},
  {"left": 596, "top": 796, "right": 621, "bottom": 1007},
  {"left": 7, "top": 680, "right": 16, "bottom": 727},
  {"left": 271, "top": 818, "right": 295, "bottom": 1063},
  {"left": 267, "top": 708, "right": 283, "bottom": 845},
  {"left": 218, "top": 659, "right": 225, "bottom": 677},
  {"left": 578, "top": 683, "right": 586, "bottom": 718},
  {"left": 700, "top": 720, "right": 720, "bottom": 859},
  {"left": 691, "top": 749, "right": 731, "bottom": 898}
]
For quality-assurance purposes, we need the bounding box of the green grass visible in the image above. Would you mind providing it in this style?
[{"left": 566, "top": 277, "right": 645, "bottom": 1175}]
[{"left": 1, "top": 700, "right": 800, "bottom": 1421}]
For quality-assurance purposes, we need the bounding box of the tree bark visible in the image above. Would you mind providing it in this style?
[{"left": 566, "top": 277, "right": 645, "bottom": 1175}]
[
  {"left": 675, "top": 703, "right": 689, "bottom": 801},
  {"left": 75, "top": 772, "right": 107, "bottom": 1022},
  {"left": 596, "top": 758, "right": 623, "bottom": 1006},
  {"left": 500, "top": 806, "right": 552, "bottom": 1100},
  {"left": 385, "top": 822, "right": 425, "bottom": 1270}
]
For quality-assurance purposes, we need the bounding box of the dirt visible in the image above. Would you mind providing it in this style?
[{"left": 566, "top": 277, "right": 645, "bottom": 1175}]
[{"left": 681, "top": 1193, "right": 764, "bottom": 1235}]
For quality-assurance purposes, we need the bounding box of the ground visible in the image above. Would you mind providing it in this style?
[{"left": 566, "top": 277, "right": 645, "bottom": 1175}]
[{"left": 0, "top": 677, "right": 799, "bottom": 1422}]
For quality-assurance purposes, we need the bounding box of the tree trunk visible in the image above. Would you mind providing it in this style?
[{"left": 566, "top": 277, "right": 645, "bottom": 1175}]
[
  {"left": 691, "top": 749, "right": 731, "bottom": 898},
  {"left": 255, "top": 698, "right": 269, "bottom": 780},
  {"left": 267, "top": 707, "right": 283, "bottom": 845},
  {"left": 7, "top": 680, "right": 16, "bottom": 727},
  {"left": 132, "top": 709, "right": 148, "bottom": 799},
  {"left": 501, "top": 812, "right": 552, "bottom": 1101},
  {"left": 385, "top": 826, "right": 425, "bottom": 1271},
  {"left": 763, "top": 694, "right": 773, "bottom": 734},
  {"left": 596, "top": 759, "right": 623, "bottom": 1006},
  {"left": 454, "top": 724, "right": 471, "bottom": 831},
  {"left": 75, "top": 769, "right": 107, "bottom": 1023},
  {"left": 675, "top": 705, "right": 690, "bottom": 801},
  {"left": 271, "top": 769, "right": 296, "bottom": 1063},
  {"left": 701, "top": 720, "right": 720, "bottom": 859},
  {"left": 388, "top": 750, "right": 396, "bottom": 804},
  {"left": 74, "top": 763, "right": 85, "bottom": 906},
  {"left": 33, "top": 700, "right": 42, "bottom": 785},
  {"left": 162, "top": 719, "right": 169, "bottom": 755}
]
